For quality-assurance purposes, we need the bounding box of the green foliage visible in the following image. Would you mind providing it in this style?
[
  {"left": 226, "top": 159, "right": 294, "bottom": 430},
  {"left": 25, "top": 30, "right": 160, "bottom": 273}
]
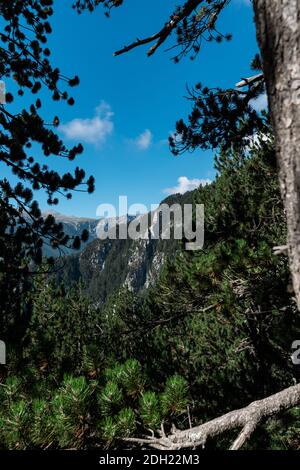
[
  {"left": 0, "top": 0, "right": 297, "bottom": 453},
  {"left": 264, "top": 407, "right": 300, "bottom": 450},
  {"left": 115, "top": 408, "right": 136, "bottom": 438},
  {"left": 0, "top": 378, "right": 28, "bottom": 449},
  {"left": 118, "top": 359, "right": 145, "bottom": 398},
  {"left": 241, "top": 407, "right": 300, "bottom": 450},
  {"left": 99, "top": 416, "right": 118, "bottom": 448},
  {"left": 1, "top": 130, "right": 298, "bottom": 450},
  {"left": 139, "top": 392, "right": 162, "bottom": 429},
  {"left": 161, "top": 375, "right": 189, "bottom": 417},
  {"left": 0, "top": 0, "right": 95, "bottom": 354},
  {"left": 98, "top": 382, "right": 123, "bottom": 416},
  {"left": 103, "top": 359, "right": 145, "bottom": 398},
  {"left": 29, "top": 399, "right": 52, "bottom": 448},
  {"left": 49, "top": 375, "right": 93, "bottom": 448},
  {"left": 73, "top": 134, "right": 298, "bottom": 449},
  {"left": 22, "top": 278, "right": 99, "bottom": 378},
  {"left": 97, "top": 363, "right": 190, "bottom": 447},
  {"left": 0, "top": 400, "right": 28, "bottom": 449},
  {"left": 0, "top": 360, "right": 192, "bottom": 449},
  {"left": 98, "top": 407, "right": 136, "bottom": 448}
]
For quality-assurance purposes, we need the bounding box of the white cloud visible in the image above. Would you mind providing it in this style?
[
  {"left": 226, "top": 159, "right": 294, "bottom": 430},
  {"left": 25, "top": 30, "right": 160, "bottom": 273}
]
[
  {"left": 250, "top": 92, "right": 268, "bottom": 112},
  {"left": 163, "top": 176, "right": 211, "bottom": 195},
  {"left": 59, "top": 101, "right": 114, "bottom": 145},
  {"left": 134, "top": 129, "right": 153, "bottom": 150}
]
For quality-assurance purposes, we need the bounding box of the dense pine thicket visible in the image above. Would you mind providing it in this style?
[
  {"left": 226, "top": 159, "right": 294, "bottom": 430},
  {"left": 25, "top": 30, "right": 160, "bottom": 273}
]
[{"left": 1, "top": 133, "right": 300, "bottom": 450}]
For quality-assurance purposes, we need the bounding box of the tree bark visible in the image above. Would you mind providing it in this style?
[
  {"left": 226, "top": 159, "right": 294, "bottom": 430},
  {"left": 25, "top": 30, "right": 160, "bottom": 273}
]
[{"left": 253, "top": 0, "right": 300, "bottom": 309}]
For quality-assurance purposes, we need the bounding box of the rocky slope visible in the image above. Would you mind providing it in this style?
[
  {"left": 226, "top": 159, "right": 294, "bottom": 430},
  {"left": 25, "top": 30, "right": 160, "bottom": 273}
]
[{"left": 54, "top": 190, "right": 196, "bottom": 303}]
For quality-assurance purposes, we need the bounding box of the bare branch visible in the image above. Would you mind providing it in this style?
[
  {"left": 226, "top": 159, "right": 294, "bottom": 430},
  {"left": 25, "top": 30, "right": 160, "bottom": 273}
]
[
  {"left": 273, "top": 245, "right": 288, "bottom": 256},
  {"left": 235, "top": 73, "right": 264, "bottom": 88},
  {"left": 113, "top": 0, "right": 204, "bottom": 57},
  {"left": 230, "top": 421, "right": 258, "bottom": 450},
  {"left": 113, "top": 31, "right": 162, "bottom": 57},
  {"left": 125, "top": 383, "right": 300, "bottom": 450}
]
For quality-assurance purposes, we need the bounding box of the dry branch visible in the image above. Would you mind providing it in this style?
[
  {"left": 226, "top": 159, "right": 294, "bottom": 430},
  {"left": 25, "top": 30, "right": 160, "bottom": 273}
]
[
  {"left": 235, "top": 73, "right": 264, "bottom": 88},
  {"left": 273, "top": 245, "right": 288, "bottom": 256},
  {"left": 125, "top": 383, "right": 300, "bottom": 450}
]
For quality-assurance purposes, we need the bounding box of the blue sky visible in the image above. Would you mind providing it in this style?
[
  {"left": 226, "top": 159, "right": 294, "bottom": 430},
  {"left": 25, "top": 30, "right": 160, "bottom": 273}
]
[{"left": 5, "top": 0, "right": 261, "bottom": 218}]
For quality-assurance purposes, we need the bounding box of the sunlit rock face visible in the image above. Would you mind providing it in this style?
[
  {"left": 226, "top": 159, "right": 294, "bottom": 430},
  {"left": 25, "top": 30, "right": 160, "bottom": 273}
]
[{"left": 53, "top": 189, "right": 196, "bottom": 303}]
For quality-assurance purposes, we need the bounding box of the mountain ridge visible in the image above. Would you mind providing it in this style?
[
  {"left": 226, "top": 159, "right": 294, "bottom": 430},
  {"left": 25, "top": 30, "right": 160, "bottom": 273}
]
[{"left": 54, "top": 189, "right": 196, "bottom": 303}]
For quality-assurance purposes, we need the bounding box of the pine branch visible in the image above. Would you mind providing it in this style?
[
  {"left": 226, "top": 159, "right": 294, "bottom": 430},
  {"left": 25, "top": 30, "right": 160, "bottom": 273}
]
[{"left": 113, "top": 0, "right": 204, "bottom": 57}]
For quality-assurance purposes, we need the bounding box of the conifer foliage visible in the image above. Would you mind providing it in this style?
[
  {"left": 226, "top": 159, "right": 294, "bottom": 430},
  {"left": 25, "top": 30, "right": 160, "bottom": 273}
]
[
  {"left": 0, "top": 361, "right": 189, "bottom": 449},
  {"left": 0, "top": 0, "right": 94, "bottom": 350},
  {"left": 0, "top": 0, "right": 94, "bottom": 270}
]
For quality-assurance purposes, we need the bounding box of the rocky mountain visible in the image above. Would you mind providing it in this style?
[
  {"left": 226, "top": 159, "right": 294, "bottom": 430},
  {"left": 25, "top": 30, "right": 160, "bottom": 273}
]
[{"left": 54, "top": 190, "right": 196, "bottom": 304}]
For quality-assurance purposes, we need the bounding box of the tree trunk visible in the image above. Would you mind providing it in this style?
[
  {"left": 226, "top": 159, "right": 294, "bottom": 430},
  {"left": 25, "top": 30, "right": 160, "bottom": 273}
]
[{"left": 253, "top": 0, "right": 300, "bottom": 309}]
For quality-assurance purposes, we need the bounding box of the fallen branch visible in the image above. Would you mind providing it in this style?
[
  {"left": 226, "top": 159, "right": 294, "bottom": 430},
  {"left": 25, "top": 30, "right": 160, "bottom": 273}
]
[{"left": 125, "top": 383, "right": 300, "bottom": 450}]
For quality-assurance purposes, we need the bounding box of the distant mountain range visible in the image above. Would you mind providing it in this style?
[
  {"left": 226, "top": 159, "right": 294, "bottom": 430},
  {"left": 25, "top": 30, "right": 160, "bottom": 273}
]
[
  {"left": 42, "top": 211, "right": 135, "bottom": 258},
  {"left": 42, "top": 210, "right": 99, "bottom": 258}
]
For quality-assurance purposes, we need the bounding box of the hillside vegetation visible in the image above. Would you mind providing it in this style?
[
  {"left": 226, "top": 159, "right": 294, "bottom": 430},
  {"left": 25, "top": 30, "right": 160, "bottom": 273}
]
[{"left": 1, "top": 133, "right": 300, "bottom": 450}]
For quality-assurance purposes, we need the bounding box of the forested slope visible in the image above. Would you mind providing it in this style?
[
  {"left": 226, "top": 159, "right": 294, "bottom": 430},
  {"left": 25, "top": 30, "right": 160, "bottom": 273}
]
[{"left": 1, "top": 134, "right": 299, "bottom": 450}]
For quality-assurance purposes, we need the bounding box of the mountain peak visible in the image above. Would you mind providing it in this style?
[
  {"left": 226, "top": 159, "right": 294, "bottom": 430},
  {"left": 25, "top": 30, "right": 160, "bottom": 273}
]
[{"left": 42, "top": 210, "right": 97, "bottom": 224}]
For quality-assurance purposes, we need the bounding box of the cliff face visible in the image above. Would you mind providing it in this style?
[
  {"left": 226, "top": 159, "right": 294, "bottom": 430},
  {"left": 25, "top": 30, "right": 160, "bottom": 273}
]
[
  {"left": 58, "top": 233, "right": 175, "bottom": 304},
  {"left": 54, "top": 190, "right": 196, "bottom": 303}
]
